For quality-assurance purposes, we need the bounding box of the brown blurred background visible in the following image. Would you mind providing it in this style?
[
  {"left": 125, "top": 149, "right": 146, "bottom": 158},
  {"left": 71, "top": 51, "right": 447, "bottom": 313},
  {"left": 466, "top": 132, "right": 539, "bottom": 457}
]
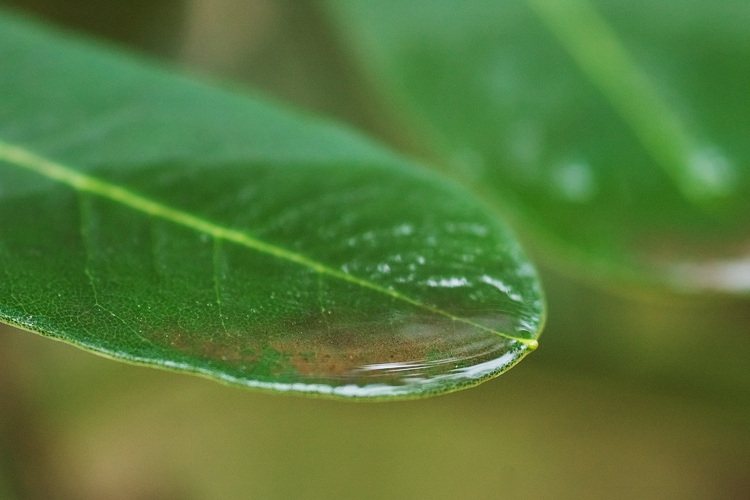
[{"left": 0, "top": 1, "right": 748, "bottom": 498}]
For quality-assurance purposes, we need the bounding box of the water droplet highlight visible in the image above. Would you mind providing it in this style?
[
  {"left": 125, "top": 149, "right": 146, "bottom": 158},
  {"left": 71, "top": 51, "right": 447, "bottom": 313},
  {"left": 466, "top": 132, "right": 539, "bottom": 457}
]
[
  {"left": 552, "top": 160, "right": 596, "bottom": 202},
  {"left": 685, "top": 147, "right": 737, "bottom": 197}
]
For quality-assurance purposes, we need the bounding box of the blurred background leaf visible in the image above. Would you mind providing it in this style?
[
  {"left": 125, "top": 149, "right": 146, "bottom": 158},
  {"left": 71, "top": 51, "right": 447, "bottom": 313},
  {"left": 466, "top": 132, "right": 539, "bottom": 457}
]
[
  {"left": 324, "top": 0, "right": 750, "bottom": 294},
  {"left": 0, "top": 0, "right": 748, "bottom": 498}
]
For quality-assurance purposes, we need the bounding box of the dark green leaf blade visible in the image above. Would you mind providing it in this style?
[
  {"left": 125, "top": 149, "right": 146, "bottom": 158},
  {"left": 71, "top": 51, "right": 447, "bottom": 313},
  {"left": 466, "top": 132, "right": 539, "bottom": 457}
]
[
  {"left": 326, "top": 0, "right": 750, "bottom": 294},
  {"left": 0, "top": 10, "right": 544, "bottom": 399}
]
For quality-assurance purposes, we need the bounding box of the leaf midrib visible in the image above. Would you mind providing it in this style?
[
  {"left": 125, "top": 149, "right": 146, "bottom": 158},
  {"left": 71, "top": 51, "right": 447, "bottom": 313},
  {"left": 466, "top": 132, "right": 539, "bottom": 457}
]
[
  {"left": 525, "top": 0, "right": 729, "bottom": 201},
  {"left": 0, "top": 139, "right": 537, "bottom": 348}
]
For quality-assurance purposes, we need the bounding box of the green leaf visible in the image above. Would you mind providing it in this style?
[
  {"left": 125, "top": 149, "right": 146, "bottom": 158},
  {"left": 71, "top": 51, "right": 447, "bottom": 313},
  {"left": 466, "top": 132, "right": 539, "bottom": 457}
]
[
  {"left": 325, "top": 0, "right": 750, "bottom": 294},
  {"left": 0, "top": 10, "right": 543, "bottom": 399}
]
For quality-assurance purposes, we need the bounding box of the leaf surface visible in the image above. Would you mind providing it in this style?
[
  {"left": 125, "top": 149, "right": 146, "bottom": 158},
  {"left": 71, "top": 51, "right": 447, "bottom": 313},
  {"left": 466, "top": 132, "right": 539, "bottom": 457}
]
[
  {"left": 0, "top": 11, "right": 544, "bottom": 399},
  {"left": 326, "top": 0, "right": 750, "bottom": 294}
]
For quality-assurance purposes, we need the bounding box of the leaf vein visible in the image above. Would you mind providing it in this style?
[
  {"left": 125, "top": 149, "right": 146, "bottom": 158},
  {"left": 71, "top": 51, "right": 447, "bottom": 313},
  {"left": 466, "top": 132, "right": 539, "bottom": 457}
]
[
  {"left": 76, "top": 190, "right": 159, "bottom": 347},
  {"left": 212, "top": 235, "right": 229, "bottom": 336},
  {"left": 0, "top": 139, "right": 537, "bottom": 347},
  {"left": 525, "top": 0, "right": 717, "bottom": 201}
]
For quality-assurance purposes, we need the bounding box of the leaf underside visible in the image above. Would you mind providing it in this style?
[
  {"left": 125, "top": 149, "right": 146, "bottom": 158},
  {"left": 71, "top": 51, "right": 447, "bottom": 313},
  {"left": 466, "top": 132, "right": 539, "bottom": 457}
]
[{"left": 0, "top": 10, "right": 544, "bottom": 399}]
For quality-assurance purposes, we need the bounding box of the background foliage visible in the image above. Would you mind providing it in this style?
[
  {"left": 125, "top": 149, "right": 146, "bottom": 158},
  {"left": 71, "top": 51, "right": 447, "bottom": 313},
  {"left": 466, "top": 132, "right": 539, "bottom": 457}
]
[{"left": 0, "top": 0, "right": 748, "bottom": 498}]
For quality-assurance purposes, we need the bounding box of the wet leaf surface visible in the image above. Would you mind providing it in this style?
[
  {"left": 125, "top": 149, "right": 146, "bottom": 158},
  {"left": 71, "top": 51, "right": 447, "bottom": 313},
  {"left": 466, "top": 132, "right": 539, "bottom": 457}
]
[
  {"left": 326, "top": 0, "right": 750, "bottom": 294},
  {"left": 0, "top": 10, "right": 543, "bottom": 399}
]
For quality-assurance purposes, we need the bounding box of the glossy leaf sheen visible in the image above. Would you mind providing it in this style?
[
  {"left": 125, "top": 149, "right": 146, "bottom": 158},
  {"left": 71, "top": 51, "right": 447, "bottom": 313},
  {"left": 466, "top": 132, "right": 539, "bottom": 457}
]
[
  {"left": 0, "top": 11, "right": 543, "bottom": 399},
  {"left": 327, "top": 0, "right": 750, "bottom": 294}
]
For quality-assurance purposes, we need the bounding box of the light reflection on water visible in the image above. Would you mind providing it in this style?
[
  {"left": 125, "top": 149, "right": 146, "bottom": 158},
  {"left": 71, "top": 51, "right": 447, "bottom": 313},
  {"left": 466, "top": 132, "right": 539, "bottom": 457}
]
[
  {"left": 668, "top": 251, "right": 750, "bottom": 293},
  {"left": 290, "top": 346, "right": 526, "bottom": 399}
]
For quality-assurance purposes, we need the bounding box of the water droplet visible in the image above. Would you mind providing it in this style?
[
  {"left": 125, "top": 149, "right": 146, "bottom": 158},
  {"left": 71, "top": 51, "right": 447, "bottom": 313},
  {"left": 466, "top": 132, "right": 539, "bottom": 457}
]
[
  {"left": 426, "top": 277, "right": 470, "bottom": 288},
  {"left": 395, "top": 274, "right": 416, "bottom": 284},
  {"left": 552, "top": 160, "right": 596, "bottom": 202},
  {"left": 467, "top": 224, "right": 488, "bottom": 237},
  {"left": 480, "top": 275, "right": 523, "bottom": 302},
  {"left": 686, "top": 147, "right": 737, "bottom": 197},
  {"left": 393, "top": 224, "right": 414, "bottom": 236},
  {"left": 445, "top": 223, "right": 489, "bottom": 237}
]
